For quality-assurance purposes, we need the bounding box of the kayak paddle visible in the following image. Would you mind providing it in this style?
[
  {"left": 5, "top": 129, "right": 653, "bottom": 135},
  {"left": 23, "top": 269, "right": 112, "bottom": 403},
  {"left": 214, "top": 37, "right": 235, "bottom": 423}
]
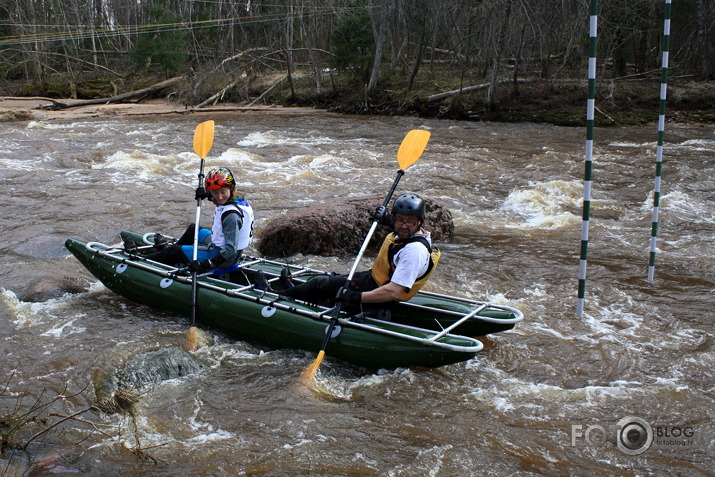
[
  {"left": 302, "top": 129, "right": 431, "bottom": 381},
  {"left": 190, "top": 120, "right": 215, "bottom": 325}
]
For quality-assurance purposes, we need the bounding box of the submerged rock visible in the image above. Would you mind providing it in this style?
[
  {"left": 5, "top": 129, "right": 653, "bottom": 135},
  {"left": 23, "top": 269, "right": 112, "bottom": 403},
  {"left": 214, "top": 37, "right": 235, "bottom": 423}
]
[
  {"left": 116, "top": 347, "right": 207, "bottom": 388},
  {"left": 18, "top": 277, "right": 88, "bottom": 302},
  {"left": 94, "top": 347, "right": 207, "bottom": 414},
  {"left": 257, "top": 194, "right": 454, "bottom": 258}
]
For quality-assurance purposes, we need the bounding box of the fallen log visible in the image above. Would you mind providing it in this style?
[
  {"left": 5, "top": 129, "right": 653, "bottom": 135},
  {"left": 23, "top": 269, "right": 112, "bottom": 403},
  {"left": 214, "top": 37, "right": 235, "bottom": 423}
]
[
  {"left": 39, "top": 76, "right": 185, "bottom": 110},
  {"left": 424, "top": 78, "right": 530, "bottom": 102},
  {"left": 196, "top": 77, "right": 243, "bottom": 108},
  {"left": 247, "top": 74, "right": 288, "bottom": 106}
]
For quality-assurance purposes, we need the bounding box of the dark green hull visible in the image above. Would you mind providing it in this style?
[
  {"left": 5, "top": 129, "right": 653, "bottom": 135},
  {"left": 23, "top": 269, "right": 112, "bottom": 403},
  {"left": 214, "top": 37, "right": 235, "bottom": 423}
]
[
  {"left": 65, "top": 236, "right": 485, "bottom": 369},
  {"left": 118, "top": 231, "right": 523, "bottom": 337}
]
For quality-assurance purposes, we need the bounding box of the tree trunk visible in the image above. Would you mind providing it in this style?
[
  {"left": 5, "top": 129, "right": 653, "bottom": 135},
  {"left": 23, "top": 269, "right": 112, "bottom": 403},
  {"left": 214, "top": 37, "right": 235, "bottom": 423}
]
[
  {"left": 513, "top": 22, "right": 526, "bottom": 96},
  {"left": 407, "top": 43, "right": 425, "bottom": 91},
  {"left": 486, "top": 0, "right": 513, "bottom": 111},
  {"left": 247, "top": 75, "right": 288, "bottom": 106},
  {"left": 367, "top": 0, "right": 391, "bottom": 92},
  {"left": 285, "top": 6, "right": 296, "bottom": 99},
  {"left": 425, "top": 79, "right": 529, "bottom": 103},
  {"left": 695, "top": 0, "right": 713, "bottom": 79},
  {"left": 302, "top": 23, "right": 322, "bottom": 96}
]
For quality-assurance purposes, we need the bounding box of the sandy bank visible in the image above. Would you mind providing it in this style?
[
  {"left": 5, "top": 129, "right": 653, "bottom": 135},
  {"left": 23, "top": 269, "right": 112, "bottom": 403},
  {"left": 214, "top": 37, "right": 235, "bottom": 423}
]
[{"left": 0, "top": 97, "right": 324, "bottom": 122}]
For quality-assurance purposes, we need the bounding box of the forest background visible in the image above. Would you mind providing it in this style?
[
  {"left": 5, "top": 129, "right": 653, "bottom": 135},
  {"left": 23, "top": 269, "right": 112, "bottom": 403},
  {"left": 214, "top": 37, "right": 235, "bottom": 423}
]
[{"left": 1, "top": 0, "right": 714, "bottom": 126}]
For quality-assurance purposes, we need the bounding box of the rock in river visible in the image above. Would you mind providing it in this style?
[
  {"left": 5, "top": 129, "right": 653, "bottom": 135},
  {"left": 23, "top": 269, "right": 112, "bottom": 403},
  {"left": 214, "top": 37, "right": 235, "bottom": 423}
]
[
  {"left": 256, "top": 194, "right": 454, "bottom": 258},
  {"left": 94, "top": 346, "right": 208, "bottom": 414}
]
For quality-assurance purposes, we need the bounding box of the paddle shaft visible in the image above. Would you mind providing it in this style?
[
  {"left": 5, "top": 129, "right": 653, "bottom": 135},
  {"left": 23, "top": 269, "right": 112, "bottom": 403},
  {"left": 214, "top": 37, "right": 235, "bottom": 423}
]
[
  {"left": 317, "top": 169, "right": 405, "bottom": 352},
  {"left": 303, "top": 129, "right": 429, "bottom": 380},
  {"left": 190, "top": 159, "right": 206, "bottom": 325}
]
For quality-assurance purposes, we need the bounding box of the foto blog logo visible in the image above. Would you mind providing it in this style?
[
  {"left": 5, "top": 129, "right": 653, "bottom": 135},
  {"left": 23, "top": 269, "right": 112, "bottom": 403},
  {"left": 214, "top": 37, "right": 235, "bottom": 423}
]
[{"left": 571, "top": 416, "right": 654, "bottom": 455}]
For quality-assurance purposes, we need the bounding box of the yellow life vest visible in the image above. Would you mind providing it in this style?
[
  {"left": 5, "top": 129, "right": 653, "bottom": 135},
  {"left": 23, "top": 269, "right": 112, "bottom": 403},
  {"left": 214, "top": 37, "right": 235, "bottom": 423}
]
[{"left": 370, "top": 233, "right": 441, "bottom": 301}]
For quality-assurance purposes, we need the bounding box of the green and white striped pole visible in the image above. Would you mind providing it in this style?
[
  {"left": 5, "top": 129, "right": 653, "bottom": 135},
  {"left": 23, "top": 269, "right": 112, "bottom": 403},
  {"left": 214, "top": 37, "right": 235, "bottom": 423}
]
[
  {"left": 648, "top": 0, "right": 672, "bottom": 281},
  {"left": 577, "top": 0, "right": 599, "bottom": 318}
]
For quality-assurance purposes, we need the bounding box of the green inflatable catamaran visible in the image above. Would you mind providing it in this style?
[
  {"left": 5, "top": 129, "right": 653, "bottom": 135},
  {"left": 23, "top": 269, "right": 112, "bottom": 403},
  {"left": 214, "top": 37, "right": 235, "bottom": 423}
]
[{"left": 64, "top": 231, "right": 523, "bottom": 370}]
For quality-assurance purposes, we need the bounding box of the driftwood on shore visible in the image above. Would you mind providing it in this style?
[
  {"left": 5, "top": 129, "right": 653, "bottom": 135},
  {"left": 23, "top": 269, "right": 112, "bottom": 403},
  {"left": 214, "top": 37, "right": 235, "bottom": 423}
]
[
  {"left": 247, "top": 74, "right": 288, "bottom": 106},
  {"left": 34, "top": 76, "right": 186, "bottom": 110},
  {"left": 424, "top": 78, "right": 530, "bottom": 102}
]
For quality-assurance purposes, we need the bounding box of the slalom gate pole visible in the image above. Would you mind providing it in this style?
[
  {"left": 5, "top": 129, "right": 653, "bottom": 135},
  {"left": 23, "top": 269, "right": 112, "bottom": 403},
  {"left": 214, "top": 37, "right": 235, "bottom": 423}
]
[
  {"left": 577, "top": 0, "right": 599, "bottom": 318},
  {"left": 648, "top": 0, "right": 672, "bottom": 282}
]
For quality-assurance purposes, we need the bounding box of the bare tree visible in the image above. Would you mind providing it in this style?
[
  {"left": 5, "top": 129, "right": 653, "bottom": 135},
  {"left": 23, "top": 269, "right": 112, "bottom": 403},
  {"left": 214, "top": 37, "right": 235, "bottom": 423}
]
[
  {"left": 0, "top": 0, "right": 712, "bottom": 109},
  {"left": 367, "top": 0, "right": 393, "bottom": 92},
  {"left": 695, "top": 0, "right": 714, "bottom": 78},
  {"left": 486, "top": 0, "right": 514, "bottom": 110}
]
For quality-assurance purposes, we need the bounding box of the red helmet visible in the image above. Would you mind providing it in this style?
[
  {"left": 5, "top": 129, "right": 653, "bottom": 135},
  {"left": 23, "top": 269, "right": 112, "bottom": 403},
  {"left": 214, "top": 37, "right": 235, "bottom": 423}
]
[{"left": 204, "top": 167, "right": 235, "bottom": 190}]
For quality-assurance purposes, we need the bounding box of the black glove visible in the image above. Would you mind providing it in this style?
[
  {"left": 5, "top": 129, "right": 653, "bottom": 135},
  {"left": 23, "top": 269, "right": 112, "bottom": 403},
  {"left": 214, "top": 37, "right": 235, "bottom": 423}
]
[
  {"left": 374, "top": 206, "right": 393, "bottom": 226},
  {"left": 336, "top": 287, "right": 362, "bottom": 305},
  {"left": 195, "top": 186, "right": 211, "bottom": 201},
  {"left": 187, "top": 259, "right": 211, "bottom": 273}
]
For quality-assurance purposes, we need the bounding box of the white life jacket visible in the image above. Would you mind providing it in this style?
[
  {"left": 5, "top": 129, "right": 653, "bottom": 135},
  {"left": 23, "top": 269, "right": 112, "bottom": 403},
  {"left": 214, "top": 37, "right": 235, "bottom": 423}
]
[{"left": 211, "top": 198, "right": 254, "bottom": 251}]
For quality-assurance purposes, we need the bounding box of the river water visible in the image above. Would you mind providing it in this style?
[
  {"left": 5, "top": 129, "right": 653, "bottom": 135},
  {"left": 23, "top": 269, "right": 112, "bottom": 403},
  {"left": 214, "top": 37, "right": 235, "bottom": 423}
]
[{"left": 0, "top": 109, "right": 713, "bottom": 475}]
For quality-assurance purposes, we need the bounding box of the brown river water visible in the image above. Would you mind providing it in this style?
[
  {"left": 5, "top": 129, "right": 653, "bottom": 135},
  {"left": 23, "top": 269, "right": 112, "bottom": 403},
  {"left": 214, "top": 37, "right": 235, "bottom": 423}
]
[{"left": 0, "top": 110, "right": 713, "bottom": 475}]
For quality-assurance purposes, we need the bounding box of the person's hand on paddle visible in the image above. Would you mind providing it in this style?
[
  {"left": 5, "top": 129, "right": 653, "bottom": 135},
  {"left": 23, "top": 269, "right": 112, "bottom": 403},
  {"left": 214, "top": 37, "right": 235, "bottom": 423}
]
[
  {"left": 175, "top": 260, "right": 211, "bottom": 276},
  {"left": 336, "top": 287, "right": 362, "bottom": 305},
  {"left": 187, "top": 259, "right": 211, "bottom": 273},
  {"left": 374, "top": 205, "right": 393, "bottom": 227},
  {"left": 195, "top": 186, "right": 211, "bottom": 201}
]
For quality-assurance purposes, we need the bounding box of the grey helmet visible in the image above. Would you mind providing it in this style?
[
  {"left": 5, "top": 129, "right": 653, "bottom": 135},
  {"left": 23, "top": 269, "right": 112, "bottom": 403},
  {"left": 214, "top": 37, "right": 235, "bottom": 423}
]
[{"left": 392, "top": 193, "right": 425, "bottom": 218}]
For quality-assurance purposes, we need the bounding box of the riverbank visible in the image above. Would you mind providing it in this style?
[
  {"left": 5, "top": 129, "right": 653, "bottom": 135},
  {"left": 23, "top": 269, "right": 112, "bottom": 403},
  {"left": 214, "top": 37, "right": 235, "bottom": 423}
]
[
  {"left": 300, "top": 78, "right": 715, "bottom": 126},
  {"left": 2, "top": 77, "right": 714, "bottom": 125},
  {"left": 0, "top": 97, "right": 322, "bottom": 122}
]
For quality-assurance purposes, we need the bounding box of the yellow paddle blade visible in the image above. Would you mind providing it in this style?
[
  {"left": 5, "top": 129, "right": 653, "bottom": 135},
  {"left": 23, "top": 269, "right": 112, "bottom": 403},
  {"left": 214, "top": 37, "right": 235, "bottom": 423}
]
[
  {"left": 301, "top": 350, "right": 326, "bottom": 381},
  {"left": 193, "top": 120, "right": 215, "bottom": 159},
  {"left": 397, "top": 129, "right": 430, "bottom": 170}
]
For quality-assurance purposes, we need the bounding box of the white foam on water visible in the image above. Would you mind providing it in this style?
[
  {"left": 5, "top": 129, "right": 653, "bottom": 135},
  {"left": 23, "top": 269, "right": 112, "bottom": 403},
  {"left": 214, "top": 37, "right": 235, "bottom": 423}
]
[
  {"left": 500, "top": 180, "right": 586, "bottom": 230},
  {"left": 281, "top": 438, "right": 315, "bottom": 449},
  {"left": 641, "top": 189, "right": 715, "bottom": 223},
  {"left": 92, "top": 150, "right": 196, "bottom": 183},
  {"left": 0, "top": 157, "right": 46, "bottom": 172},
  {"left": 27, "top": 121, "right": 77, "bottom": 130},
  {"left": 387, "top": 444, "right": 453, "bottom": 476},
  {"left": 484, "top": 292, "right": 522, "bottom": 309},
  {"left": 607, "top": 140, "right": 654, "bottom": 148},
  {"left": 520, "top": 319, "right": 569, "bottom": 340},
  {"left": 236, "top": 129, "right": 375, "bottom": 149},
  {"left": 236, "top": 130, "right": 338, "bottom": 148},
  {"left": 305, "top": 366, "right": 417, "bottom": 401},
  {"left": 464, "top": 361, "right": 655, "bottom": 419},
  {"left": 115, "top": 414, "right": 180, "bottom": 448},
  {"left": 39, "top": 317, "right": 86, "bottom": 338},
  {"left": 236, "top": 130, "right": 287, "bottom": 147},
  {"left": 216, "top": 147, "right": 355, "bottom": 186},
  {"left": 1, "top": 288, "right": 20, "bottom": 319},
  {"left": 2, "top": 288, "right": 63, "bottom": 328},
  {"left": 679, "top": 138, "right": 715, "bottom": 150},
  {"left": 186, "top": 396, "right": 235, "bottom": 443},
  {"left": 217, "top": 146, "right": 270, "bottom": 162},
  {"left": 197, "top": 341, "right": 273, "bottom": 368},
  {"left": 3, "top": 282, "right": 111, "bottom": 336}
]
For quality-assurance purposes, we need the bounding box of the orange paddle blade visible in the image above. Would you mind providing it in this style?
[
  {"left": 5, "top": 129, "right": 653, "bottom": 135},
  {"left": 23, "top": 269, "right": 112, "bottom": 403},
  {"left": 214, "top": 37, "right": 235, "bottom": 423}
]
[
  {"left": 193, "top": 120, "right": 215, "bottom": 159},
  {"left": 397, "top": 129, "right": 430, "bottom": 170},
  {"left": 301, "top": 350, "right": 326, "bottom": 381}
]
